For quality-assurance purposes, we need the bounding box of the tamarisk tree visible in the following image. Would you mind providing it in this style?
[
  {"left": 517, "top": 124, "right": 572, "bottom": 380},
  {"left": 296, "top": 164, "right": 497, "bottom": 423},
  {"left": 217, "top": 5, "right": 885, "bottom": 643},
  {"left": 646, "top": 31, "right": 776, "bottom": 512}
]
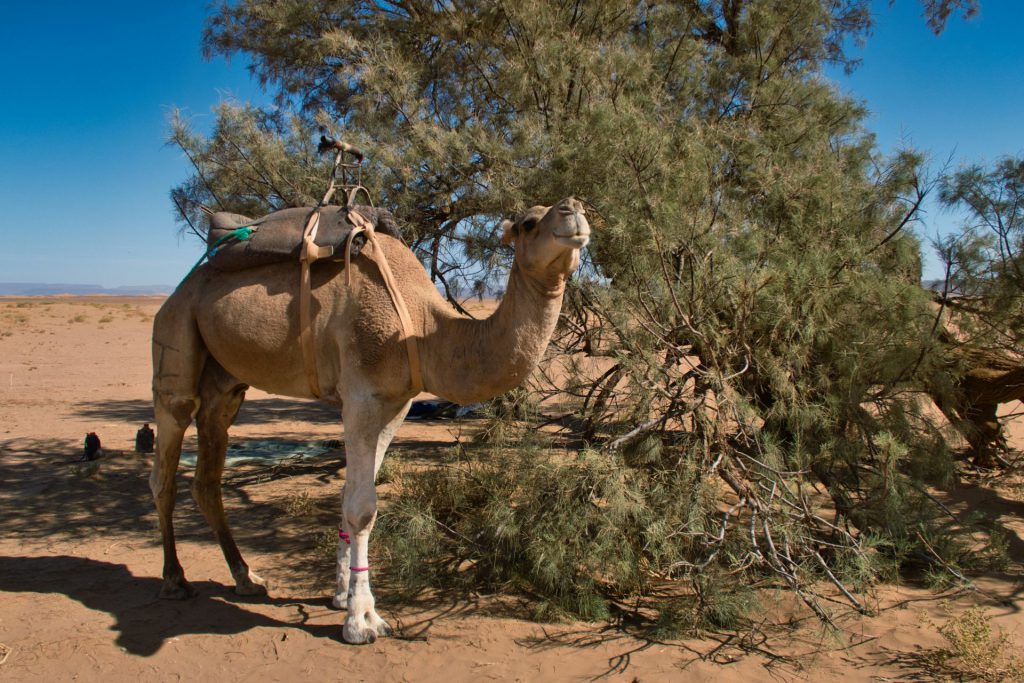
[
  {"left": 929, "top": 158, "right": 1024, "bottom": 465},
  {"left": 172, "top": 1, "right": 996, "bottom": 628}
]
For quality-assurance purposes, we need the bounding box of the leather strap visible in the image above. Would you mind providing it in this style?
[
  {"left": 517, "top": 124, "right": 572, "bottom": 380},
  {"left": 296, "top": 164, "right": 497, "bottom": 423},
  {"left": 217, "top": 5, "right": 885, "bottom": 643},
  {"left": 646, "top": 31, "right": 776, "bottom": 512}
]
[
  {"left": 345, "top": 209, "right": 424, "bottom": 395},
  {"left": 299, "top": 209, "right": 335, "bottom": 398},
  {"left": 297, "top": 206, "right": 425, "bottom": 399}
]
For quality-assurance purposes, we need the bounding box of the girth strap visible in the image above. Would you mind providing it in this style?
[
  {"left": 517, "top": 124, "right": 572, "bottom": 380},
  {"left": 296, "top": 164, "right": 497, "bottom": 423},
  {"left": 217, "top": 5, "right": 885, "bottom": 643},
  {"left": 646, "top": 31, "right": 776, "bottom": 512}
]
[
  {"left": 299, "top": 209, "right": 335, "bottom": 398},
  {"left": 297, "top": 206, "right": 424, "bottom": 399}
]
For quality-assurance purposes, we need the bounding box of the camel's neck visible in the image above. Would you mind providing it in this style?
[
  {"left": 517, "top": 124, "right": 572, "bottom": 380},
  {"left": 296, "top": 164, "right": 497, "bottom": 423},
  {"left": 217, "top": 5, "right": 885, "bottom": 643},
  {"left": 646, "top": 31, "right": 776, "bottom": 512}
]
[{"left": 420, "top": 263, "right": 566, "bottom": 404}]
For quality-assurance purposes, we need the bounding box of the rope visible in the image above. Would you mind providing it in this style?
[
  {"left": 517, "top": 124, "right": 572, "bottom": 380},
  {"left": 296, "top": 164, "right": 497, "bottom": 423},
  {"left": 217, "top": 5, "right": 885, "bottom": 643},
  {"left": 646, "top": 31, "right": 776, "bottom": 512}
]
[{"left": 178, "top": 225, "right": 258, "bottom": 288}]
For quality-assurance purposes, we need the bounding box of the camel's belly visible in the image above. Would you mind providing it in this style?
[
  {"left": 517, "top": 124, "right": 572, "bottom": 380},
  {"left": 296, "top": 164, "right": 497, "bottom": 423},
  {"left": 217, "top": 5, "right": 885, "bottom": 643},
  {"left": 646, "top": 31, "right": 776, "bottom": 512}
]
[{"left": 194, "top": 278, "right": 322, "bottom": 397}]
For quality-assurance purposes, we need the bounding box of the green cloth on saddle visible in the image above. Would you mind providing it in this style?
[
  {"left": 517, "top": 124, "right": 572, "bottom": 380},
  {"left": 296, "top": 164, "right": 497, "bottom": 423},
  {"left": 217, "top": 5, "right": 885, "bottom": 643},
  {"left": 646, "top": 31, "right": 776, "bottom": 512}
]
[
  {"left": 205, "top": 205, "right": 404, "bottom": 273},
  {"left": 179, "top": 225, "right": 258, "bottom": 287}
]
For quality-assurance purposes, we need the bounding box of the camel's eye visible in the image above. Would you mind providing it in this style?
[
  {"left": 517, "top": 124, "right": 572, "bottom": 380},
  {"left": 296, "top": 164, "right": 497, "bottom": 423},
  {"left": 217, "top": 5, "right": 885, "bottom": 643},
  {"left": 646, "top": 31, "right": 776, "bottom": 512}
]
[{"left": 521, "top": 217, "right": 538, "bottom": 231}]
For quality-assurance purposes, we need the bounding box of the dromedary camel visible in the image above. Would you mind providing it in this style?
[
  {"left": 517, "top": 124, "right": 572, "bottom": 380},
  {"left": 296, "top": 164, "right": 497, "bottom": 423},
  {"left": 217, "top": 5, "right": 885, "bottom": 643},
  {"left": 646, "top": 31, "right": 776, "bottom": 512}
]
[{"left": 150, "top": 197, "right": 590, "bottom": 643}]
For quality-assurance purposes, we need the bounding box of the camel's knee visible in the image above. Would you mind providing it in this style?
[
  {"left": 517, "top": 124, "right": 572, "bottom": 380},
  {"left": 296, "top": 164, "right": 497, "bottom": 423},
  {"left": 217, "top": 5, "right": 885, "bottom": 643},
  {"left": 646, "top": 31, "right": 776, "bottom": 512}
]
[
  {"left": 149, "top": 396, "right": 197, "bottom": 498},
  {"left": 160, "top": 394, "right": 199, "bottom": 423},
  {"left": 149, "top": 469, "right": 178, "bottom": 508},
  {"left": 343, "top": 489, "right": 378, "bottom": 531}
]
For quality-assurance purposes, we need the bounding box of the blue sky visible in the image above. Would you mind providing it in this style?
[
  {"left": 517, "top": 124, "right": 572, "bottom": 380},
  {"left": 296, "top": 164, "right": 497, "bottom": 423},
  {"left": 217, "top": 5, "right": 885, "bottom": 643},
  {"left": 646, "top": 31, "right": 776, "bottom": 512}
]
[
  {"left": 828, "top": 0, "right": 1024, "bottom": 278},
  {"left": 0, "top": 2, "right": 263, "bottom": 287},
  {"left": 0, "top": 1, "right": 1021, "bottom": 286}
]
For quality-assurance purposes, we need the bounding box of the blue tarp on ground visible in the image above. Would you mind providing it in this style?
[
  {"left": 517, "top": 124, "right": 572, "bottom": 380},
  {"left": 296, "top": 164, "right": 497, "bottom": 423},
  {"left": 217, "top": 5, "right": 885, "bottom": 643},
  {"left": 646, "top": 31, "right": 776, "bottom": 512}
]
[{"left": 180, "top": 439, "right": 333, "bottom": 468}]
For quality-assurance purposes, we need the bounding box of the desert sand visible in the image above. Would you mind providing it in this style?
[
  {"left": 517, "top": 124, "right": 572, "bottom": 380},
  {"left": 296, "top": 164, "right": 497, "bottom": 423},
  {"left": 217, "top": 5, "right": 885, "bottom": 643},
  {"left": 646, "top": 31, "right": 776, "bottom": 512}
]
[{"left": 1, "top": 296, "right": 1022, "bottom": 682}]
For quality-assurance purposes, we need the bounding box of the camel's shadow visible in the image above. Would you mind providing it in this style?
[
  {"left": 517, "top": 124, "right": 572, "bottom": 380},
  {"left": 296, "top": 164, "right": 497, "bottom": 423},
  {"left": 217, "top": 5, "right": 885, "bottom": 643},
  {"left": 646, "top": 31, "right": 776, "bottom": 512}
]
[{"left": 0, "top": 554, "right": 342, "bottom": 656}]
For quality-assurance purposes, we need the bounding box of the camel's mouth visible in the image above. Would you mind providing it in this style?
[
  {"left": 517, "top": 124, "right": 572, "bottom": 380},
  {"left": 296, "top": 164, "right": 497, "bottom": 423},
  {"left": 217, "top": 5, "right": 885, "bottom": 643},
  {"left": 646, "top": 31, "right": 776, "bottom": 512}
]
[
  {"left": 552, "top": 211, "right": 590, "bottom": 249},
  {"left": 556, "top": 234, "right": 590, "bottom": 249}
]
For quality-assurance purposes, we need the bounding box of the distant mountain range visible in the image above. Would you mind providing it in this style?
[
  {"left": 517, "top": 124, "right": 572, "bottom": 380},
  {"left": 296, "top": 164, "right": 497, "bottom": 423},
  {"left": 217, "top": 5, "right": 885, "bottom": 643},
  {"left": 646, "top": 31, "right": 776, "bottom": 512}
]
[{"left": 0, "top": 282, "right": 172, "bottom": 296}]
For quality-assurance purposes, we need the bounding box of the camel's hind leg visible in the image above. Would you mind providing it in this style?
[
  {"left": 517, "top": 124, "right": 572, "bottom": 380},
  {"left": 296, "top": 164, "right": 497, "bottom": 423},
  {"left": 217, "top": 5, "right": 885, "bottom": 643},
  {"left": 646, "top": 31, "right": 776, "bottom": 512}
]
[
  {"left": 151, "top": 398, "right": 198, "bottom": 599},
  {"left": 151, "top": 297, "right": 205, "bottom": 599},
  {"left": 192, "top": 358, "right": 267, "bottom": 595}
]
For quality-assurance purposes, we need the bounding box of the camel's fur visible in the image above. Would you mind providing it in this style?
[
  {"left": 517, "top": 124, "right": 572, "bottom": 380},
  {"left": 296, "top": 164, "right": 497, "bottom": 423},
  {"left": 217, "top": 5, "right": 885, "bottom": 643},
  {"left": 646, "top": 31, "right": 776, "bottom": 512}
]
[{"left": 149, "top": 197, "right": 590, "bottom": 643}]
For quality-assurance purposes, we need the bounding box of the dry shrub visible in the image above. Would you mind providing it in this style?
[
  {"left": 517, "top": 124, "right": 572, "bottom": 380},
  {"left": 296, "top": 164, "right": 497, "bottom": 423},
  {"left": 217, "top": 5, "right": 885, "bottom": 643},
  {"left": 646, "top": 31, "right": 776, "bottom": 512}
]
[
  {"left": 926, "top": 605, "right": 1024, "bottom": 682},
  {"left": 312, "top": 528, "right": 338, "bottom": 566},
  {"left": 375, "top": 455, "right": 402, "bottom": 485},
  {"left": 72, "top": 462, "right": 100, "bottom": 479},
  {"left": 283, "top": 491, "right": 314, "bottom": 516}
]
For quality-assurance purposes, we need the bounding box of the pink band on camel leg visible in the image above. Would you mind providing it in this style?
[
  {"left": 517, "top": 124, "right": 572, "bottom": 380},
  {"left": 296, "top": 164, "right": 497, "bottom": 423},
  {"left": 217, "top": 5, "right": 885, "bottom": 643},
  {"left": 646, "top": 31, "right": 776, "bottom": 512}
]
[{"left": 350, "top": 566, "right": 370, "bottom": 572}]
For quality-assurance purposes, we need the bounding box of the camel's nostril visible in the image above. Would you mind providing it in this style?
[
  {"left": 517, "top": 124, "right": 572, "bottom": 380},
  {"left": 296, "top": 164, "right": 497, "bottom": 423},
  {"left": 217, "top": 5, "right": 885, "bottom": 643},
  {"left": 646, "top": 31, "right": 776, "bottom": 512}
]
[{"left": 558, "top": 199, "right": 585, "bottom": 218}]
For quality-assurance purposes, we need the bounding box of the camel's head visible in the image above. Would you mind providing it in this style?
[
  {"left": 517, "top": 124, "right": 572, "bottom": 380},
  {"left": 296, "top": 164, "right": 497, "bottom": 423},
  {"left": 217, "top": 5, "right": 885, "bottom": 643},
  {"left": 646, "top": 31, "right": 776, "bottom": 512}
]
[{"left": 500, "top": 196, "right": 591, "bottom": 279}]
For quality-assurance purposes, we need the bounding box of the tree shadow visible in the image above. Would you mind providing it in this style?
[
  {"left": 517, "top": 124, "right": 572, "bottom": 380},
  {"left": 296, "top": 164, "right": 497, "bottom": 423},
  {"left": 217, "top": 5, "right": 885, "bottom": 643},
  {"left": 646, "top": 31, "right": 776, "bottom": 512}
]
[
  {"left": 72, "top": 397, "right": 340, "bottom": 425},
  {"left": 0, "top": 439, "right": 344, "bottom": 576},
  {"left": 512, "top": 607, "right": 811, "bottom": 681},
  {"left": 945, "top": 480, "right": 1024, "bottom": 565},
  {"left": 0, "top": 555, "right": 342, "bottom": 656},
  {"left": 873, "top": 645, "right": 952, "bottom": 682},
  {"left": 0, "top": 441, "right": 158, "bottom": 541},
  {"left": 71, "top": 397, "right": 487, "bottom": 434}
]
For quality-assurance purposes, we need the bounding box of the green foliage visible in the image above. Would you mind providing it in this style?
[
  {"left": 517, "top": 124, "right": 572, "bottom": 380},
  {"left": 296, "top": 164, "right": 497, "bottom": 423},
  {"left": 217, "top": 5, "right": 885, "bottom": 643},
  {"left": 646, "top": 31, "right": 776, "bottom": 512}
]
[
  {"left": 652, "top": 580, "right": 759, "bottom": 640},
  {"left": 937, "top": 157, "right": 1024, "bottom": 356},
  {"left": 376, "top": 434, "right": 744, "bottom": 624}
]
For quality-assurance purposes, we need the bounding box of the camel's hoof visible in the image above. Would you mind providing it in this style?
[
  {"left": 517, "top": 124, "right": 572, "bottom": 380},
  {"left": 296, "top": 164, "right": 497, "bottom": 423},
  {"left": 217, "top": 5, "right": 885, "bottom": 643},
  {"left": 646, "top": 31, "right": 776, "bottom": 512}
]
[
  {"left": 343, "top": 625, "right": 377, "bottom": 645},
  {"left": 371, "top": 618, "right": 393, "bottom": 638},
  {"left": 331, "top": 593, "right": 346, "bottom": 610},
  {"left": 343, "top": 617, "right": 388, "bottom": 644},
  {"left": 159, "top": 578, "right": 196, "bottom": 600},
  {"left": 234, "top": 571, "right": 269, "bottom": 596}
]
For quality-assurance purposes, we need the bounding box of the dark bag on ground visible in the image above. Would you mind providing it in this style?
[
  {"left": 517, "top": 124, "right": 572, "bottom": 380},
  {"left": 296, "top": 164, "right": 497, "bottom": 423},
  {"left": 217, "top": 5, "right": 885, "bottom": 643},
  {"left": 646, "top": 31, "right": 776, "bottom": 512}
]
[
  {"left": 135, "top": 424, "right": 155, "bottom": 453},
  {"left": 205, "top": 205, "right": 404, "bottom": 273}
]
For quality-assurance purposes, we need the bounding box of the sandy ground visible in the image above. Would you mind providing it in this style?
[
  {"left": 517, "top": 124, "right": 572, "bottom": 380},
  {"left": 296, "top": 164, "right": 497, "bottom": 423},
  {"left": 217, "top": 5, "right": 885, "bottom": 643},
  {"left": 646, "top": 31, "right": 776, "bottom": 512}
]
[{"left": 1, "top": 296, "right": 1023, "bottom": 682}]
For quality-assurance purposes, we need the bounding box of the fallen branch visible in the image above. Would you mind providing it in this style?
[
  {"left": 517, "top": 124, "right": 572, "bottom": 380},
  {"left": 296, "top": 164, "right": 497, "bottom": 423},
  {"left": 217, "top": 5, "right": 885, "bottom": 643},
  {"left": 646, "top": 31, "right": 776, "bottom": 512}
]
[{"left": 606, "top": 416, "right": 666, "bottom": 451}]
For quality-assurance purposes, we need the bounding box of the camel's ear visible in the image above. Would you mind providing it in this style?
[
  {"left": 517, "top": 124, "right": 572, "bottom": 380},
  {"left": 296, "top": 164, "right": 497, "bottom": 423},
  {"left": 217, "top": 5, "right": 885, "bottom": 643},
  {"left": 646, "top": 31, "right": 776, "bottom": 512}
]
[{"left": 500, "top": 219, "right": 516, "bottom": 246}]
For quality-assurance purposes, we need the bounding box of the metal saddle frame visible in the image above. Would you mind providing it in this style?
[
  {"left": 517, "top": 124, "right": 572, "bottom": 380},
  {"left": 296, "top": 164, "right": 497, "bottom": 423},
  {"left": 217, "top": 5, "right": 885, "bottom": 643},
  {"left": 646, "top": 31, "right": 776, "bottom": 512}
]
[{"left": 298, "top": 137, "right": 423, "bottom": 399}]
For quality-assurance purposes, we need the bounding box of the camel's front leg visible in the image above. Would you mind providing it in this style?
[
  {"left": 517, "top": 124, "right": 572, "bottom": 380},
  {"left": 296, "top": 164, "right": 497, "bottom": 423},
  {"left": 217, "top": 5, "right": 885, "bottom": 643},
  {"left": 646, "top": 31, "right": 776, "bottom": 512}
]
[
  {"left": 332, "top": 483, "right": 351, "bottom": 608},
  {"left": 338, "top": 396, "right": 410, "bottom": 643}
]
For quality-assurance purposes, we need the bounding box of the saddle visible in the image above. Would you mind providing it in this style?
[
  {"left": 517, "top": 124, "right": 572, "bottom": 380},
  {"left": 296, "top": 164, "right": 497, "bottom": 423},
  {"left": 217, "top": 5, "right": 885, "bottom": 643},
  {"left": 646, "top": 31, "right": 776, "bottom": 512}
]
[
  {"left": 195, "top": 136, "right": 423, "bottom": 401},
  {"left": 205, "top": 205, "right": 405, "bottom": 272}
]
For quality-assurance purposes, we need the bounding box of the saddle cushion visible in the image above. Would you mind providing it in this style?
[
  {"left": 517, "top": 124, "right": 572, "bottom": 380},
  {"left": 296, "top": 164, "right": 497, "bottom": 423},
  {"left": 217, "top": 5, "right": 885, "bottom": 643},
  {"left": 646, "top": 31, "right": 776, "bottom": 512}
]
[{"left": 205, "top": 205, "right": 404, "bottom": 272}]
